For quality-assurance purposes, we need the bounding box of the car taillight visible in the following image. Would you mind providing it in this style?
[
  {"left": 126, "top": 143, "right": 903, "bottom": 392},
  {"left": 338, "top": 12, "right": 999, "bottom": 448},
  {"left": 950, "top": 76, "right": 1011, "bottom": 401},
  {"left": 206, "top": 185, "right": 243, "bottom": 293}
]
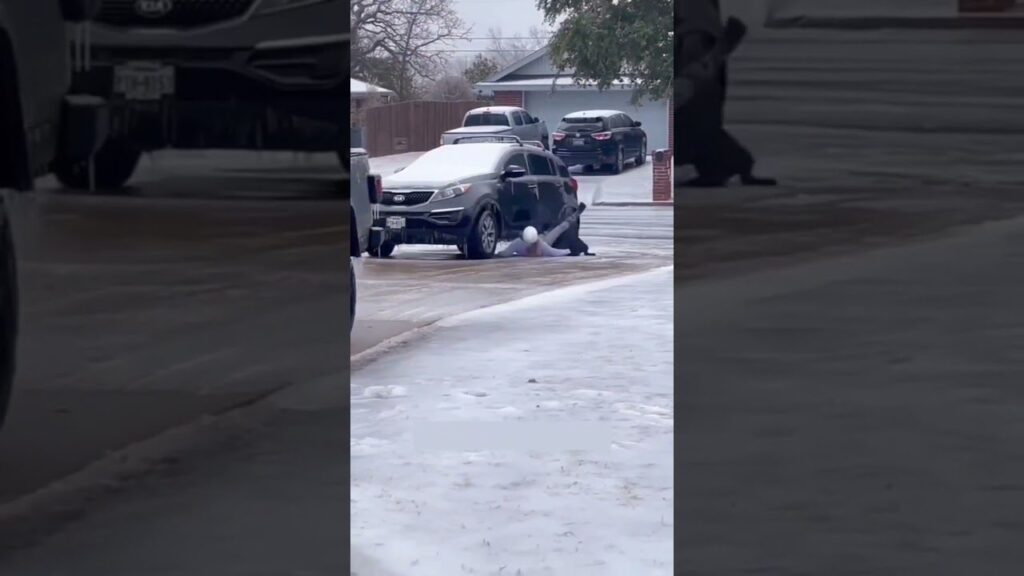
[
  {"left": 592, "top": 132, "right": 612, "bottom": 141},
  {"left": 569, "top": 178, "right": 578, "bottom": 195},
  {"left": 552, "top": 132, "right": 566, "bottom": 141},
  {"left": 367, "top": 174, "right": 383, "bottom": 204}
]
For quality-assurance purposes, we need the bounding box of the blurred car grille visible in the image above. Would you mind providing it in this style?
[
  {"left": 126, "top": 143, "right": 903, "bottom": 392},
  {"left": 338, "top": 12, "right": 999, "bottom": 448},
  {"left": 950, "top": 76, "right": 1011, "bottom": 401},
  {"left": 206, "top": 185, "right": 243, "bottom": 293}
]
[
  {"left": 381, "top": 191, "right": 434, "bottom": 206},
  {"left": 96, "top": 0, "right": 257, "bottom": 29}
]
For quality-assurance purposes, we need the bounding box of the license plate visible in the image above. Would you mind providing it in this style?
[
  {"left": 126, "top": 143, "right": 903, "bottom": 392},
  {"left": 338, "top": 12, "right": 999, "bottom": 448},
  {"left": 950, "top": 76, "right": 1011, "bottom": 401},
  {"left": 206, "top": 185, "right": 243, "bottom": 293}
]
[
  {"left": 573, "top": 138, "right": 586, "bottom": 146},
  {"left": 113, "top": 62, "right": 175, "bottom": 101},
  {"left": 386, "top": 216, "right": 406, "bottom": 230}
]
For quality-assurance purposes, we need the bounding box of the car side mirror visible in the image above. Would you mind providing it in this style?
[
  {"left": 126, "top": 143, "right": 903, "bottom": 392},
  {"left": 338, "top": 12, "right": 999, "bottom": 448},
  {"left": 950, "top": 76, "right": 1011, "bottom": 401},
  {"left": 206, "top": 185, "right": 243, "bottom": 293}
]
[
  {"left": 633, "top": 121, "right": 642, "bottom": 127},
  {"left": 503, "top": 165, "right": 527, "bottom": 180}
]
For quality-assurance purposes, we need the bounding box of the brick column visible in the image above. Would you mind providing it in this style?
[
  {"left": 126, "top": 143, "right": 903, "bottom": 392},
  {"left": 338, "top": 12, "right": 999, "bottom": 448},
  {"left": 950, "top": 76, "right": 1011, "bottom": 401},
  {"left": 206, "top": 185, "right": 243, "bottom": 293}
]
[
  {"left": 653, "top": 149, "right": 673, "bottom": 202},
  {"left": 667, "top": 96, "right": 674, "bottom": 154},
  {"left": 493, "top": 91, "right": 524, "bottom": 107}
]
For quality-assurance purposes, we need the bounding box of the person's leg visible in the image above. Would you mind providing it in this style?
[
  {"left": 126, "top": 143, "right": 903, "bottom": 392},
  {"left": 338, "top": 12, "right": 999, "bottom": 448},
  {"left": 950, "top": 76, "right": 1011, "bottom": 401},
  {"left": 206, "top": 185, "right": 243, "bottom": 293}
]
[{"left": 541, "top": 219, "right": 573, "bottom": 246}]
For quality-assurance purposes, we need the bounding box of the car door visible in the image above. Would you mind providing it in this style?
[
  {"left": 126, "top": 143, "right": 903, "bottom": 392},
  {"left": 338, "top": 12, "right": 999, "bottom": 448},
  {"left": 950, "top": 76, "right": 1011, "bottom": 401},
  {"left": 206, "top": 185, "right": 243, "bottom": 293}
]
[
  {"left": 509, "top": 111, "right": 526, "bottom": 141},
  {"left": 618, "top": 114, "right": 636, "bottom": 154},
  {"left": 522, "top": 111, "right": 541, "bottom": 143},
  {"left": 498, "top": 152, "right": 536, "bottom": 231},
  {"left": 526, "top": 152, "right": 565, "bottom": 231}
]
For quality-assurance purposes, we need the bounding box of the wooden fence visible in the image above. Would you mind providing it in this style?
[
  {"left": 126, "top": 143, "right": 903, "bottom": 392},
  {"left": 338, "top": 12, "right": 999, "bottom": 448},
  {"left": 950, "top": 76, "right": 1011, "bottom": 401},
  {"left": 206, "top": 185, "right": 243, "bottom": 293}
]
[{"left": 360, "top": 100, "right": 483, "bottom": 157}]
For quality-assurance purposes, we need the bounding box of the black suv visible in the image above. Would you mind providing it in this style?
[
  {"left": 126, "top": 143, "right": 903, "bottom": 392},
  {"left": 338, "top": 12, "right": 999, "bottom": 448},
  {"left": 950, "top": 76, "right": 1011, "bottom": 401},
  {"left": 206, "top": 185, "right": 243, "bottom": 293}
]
[
  {"left": 53, "top": 0, "right": 345, "bottom": 190},
  {"left": 373, "top": 137, "right": 579, "bottom": 259},
  {"left": 552, "top": 109, "right": 647, "bottom": 174}
]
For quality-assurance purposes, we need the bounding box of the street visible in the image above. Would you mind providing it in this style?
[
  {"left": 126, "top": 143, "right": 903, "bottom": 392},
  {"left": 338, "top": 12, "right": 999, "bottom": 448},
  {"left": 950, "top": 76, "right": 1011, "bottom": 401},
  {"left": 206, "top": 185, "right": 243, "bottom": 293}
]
[
  {"left": 0, "top": 144, "right": 674, "bottom": 573},
  {"left": 678, "top": 24, "right": 1024, "bottom": 574},
  {"left": 0, "top": 151, "right": 346, "bottom": 560}
]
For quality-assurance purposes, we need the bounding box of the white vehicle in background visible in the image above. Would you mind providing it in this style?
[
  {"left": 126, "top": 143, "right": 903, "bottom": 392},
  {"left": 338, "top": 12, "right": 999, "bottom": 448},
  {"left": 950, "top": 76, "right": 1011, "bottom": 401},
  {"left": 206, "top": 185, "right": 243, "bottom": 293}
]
[
  {"left": 348, "top": 148, "right": 382, "bottom": 332},
  {"left": 441, "top": 106, "right": 550, "bottom": 149}
]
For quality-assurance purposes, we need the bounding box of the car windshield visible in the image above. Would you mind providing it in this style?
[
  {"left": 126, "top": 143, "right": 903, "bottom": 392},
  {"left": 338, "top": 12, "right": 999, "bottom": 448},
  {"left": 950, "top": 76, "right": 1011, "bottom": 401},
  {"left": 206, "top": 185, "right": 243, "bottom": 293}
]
[
  {"left": 465, "top": 113, "right": 510, "bottom": 127},
  {"left": 390, "top": 144, "right": 506, "bottom": 181},
  {"left": 558, "top": 118, "right": 604, "bottom": 133}
]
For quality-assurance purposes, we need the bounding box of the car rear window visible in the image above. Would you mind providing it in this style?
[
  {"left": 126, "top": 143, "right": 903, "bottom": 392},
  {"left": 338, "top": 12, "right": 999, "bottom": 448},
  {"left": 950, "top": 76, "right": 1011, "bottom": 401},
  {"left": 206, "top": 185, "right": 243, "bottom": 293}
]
[
  {"left": 558, "top": 117, "right": 606, "bottom": 133},
  {"left": 465, "top": 113, "right": 510, "bottom": 127}
]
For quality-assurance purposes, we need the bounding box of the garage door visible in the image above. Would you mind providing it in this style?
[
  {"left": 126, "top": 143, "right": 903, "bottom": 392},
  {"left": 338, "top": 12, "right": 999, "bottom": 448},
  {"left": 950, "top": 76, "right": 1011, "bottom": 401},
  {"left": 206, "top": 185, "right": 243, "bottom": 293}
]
[{"left": 524, "top": 90, "right": 670, "bottom": 152}]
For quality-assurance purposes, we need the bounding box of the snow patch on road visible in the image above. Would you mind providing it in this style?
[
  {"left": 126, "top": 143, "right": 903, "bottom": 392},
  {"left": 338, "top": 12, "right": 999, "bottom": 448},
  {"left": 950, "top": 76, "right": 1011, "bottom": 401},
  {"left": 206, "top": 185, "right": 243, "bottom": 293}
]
[
  {"left": 362, "top": 385, "right": 409, "bottom": 399},
  {"left": 351, "top": 267, "right": 673, "bottom": 575}
]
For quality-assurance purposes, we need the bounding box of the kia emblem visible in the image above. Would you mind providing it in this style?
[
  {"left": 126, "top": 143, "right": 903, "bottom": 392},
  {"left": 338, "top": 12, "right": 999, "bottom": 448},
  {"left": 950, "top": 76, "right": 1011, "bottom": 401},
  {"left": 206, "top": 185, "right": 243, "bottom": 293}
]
[
  {"left": 135, "top": 0, "right": 173, "bottom": 18},
  {"left": 393, "top": 194, "right": 405, "bottom": 203}
]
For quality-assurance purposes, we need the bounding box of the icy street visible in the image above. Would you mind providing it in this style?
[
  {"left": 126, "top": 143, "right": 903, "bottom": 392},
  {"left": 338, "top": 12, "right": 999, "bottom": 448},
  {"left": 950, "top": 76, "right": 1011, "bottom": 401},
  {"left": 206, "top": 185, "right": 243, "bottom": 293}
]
[
  {"left": 354, "top": 153, "right": 673, "bottom": 356},
  {"left": 351, "top": 267, "right": 674, "bottom": 575}
]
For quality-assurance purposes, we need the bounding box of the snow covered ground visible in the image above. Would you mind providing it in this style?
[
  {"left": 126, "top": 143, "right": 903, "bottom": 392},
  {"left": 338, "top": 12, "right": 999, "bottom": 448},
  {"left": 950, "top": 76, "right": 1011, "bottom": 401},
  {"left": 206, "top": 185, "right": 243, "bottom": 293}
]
[
  {"left": 369, "top": 152, "right": 658, "bottom": 205},
  {"left": 351, "top": 267, "right": 674, "bottom": 575}
]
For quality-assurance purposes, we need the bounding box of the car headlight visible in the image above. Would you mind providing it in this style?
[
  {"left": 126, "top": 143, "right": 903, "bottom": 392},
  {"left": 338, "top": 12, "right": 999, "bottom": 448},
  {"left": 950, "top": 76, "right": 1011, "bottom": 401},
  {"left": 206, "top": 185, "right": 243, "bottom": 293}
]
[
  {"left": 434, "top": 185, "right": 470, "bottom": 201},
  {"left": 254, "top": 0, "right": 327, "bottom": 16}
]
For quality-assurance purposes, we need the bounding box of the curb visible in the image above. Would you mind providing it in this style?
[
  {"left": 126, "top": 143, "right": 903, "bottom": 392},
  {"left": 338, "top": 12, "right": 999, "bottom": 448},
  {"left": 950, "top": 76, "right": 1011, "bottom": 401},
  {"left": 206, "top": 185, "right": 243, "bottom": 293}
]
[{"left": 0, "top": 387, "right": 286, "bottom": 550}]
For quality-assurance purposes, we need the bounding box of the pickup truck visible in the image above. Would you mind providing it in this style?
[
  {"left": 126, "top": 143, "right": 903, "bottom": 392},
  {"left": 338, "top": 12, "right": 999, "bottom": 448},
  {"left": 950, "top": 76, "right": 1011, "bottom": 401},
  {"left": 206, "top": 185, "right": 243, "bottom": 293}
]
[
  {"left": 1, "top": 0, "right": 103, "bottom": 427},
  {"left": 348, "top": 148, "right": 382, "bottom": 332},
  {"left": 441, "top": 106, "right": 549, "bottom": 150}
]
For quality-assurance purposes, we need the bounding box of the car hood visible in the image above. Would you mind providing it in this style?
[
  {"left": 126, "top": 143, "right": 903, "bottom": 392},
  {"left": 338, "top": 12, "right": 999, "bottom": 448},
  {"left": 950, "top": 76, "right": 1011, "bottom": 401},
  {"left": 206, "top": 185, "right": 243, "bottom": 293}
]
[
  {"left": 383, "top": 171, "right": 494, "bottom": 190},
  {"left": 443, "top": 125, "right": 512, "bottom": 134}
]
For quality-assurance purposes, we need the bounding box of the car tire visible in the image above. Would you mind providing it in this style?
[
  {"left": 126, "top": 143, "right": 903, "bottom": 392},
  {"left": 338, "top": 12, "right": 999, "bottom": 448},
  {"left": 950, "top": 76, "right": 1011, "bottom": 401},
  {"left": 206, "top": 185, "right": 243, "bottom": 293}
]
[
  {"left": 0, "top": 212, "right": 18, "bottom": 430},
  {"left": 349, "top": 260, "right": 356, "bottom": 334},
  {"left": 370, "top": 241, "right": 395, "bottom": 258},
  {"left": 636, "top": 140, "right": 647, "bottom": 165},
  {"left": 53, "top": 139, "right": 142, "bottom": 191},
  {"left": 465, "top": 209, "right": 498, "bottom": 260},
  {"left": 610, "top": 147, "right": 625, "bottom": 174},
  {"left": 583, "top": 164, "right": 596, "bottom": 174}
]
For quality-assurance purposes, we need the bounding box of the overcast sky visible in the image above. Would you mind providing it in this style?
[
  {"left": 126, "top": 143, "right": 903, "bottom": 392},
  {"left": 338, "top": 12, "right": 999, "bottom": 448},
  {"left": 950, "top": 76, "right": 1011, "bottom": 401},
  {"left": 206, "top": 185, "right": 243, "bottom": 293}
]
[{"left": 451, "top": 0, "right": 550, "bottom": 51}]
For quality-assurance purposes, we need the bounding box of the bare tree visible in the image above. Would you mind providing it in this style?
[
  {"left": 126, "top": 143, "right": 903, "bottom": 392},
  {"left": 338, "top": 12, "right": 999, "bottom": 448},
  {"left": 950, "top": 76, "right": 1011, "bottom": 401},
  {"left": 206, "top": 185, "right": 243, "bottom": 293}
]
[
  {"left": 426, "top": 75, "right": 477, "bottom": 101},
  {"left": 352, "top": 0, "right": 471, "bottom": 100},
  {"left": 486, "top": 26, "right": 551, "bottom": 68}
]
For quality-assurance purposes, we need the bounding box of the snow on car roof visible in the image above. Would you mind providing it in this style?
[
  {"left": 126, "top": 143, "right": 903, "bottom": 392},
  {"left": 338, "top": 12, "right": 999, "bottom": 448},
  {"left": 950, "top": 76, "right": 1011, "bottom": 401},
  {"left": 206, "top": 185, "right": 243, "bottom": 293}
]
[
  {"left": 466, "top": 106, "right": 521, "bottom": 114},
  {"left": 384, "top": 144, "right": 509, "bottom": 183},
  {"left": 563, "top": 110, "right": 623, "bottom": 119}
]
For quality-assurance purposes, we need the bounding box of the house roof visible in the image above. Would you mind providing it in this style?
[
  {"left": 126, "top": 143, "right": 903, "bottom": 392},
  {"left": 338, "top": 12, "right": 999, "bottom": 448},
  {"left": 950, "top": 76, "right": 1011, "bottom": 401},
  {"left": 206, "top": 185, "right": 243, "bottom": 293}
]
[
  {"left": 482, "top": 46, "right": 551, "bottom": 84},
  {"left": 351, "top": 78, "right": 395, "bottom": 96},
  {"left": 475, "top": 76, "right": 640, "bottom": 92},
  {"left": 477, "top": 46, "right": 643, "bottom": 92}
]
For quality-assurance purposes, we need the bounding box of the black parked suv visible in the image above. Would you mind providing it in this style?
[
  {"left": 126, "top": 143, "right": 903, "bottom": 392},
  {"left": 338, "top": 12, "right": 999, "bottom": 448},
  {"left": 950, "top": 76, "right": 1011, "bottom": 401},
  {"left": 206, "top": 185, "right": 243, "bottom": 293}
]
[
  {"left": 53, "top": 0, "right": 345, "bottom": 190},
  {"left": 552, "top": 109, "right": 647, "bottom": 174},
  {"left": 373, "top": 136, "right": 579, "bottom": 259}
]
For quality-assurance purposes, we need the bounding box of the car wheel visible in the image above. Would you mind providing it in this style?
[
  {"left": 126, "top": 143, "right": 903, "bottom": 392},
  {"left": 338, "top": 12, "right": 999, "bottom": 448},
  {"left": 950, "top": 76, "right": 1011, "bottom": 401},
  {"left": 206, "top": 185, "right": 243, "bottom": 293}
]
[
  {"left": 611, "top": 147, "right": 625, "bottom": 174},
  {"left": 369, "top": 241, "right": 395, "bottom": 258},
  {"left": 583, "top": 164, "right": 596, "bottom": 174},
  {"left": 466, "top": 209, "right": 498, "bottom": 260},
  {"left": 349, "top": 260, "right": 356, "bottom": 334},
  {"left": 53, "top": 139, "right": 142, "bottom": 191},
  {"left": 636, "top": 140, "right": 647, "bottom": 165},
  {"left": 0, "top": 213, "right": 17, "bottom": 430}
]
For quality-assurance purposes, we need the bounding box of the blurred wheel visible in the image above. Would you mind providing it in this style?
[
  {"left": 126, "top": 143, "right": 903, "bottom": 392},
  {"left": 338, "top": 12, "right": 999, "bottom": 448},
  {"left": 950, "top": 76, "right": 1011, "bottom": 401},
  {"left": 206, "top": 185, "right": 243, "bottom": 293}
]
[
  {"left": 53, "top": 139, "right": 141, "bottom": 191},
  {"left": 636, "top": 140, "right": 647, "bottom": 165},
  {"left": 0, "top": 209, "right": 18, "bottom": 430},
  {"left": 369, "top": 242, "right": 395, "bottom": 258},
  {"left": 349, "top": 260, "right": 356, "bottom": 334}
]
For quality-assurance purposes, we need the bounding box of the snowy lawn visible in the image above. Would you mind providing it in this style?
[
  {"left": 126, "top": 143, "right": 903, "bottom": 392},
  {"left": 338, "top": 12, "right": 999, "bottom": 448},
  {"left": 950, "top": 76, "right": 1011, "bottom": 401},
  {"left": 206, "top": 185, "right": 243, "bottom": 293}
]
[{"left": 351, "top": 267, "right": 674, "bottom": 575}]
